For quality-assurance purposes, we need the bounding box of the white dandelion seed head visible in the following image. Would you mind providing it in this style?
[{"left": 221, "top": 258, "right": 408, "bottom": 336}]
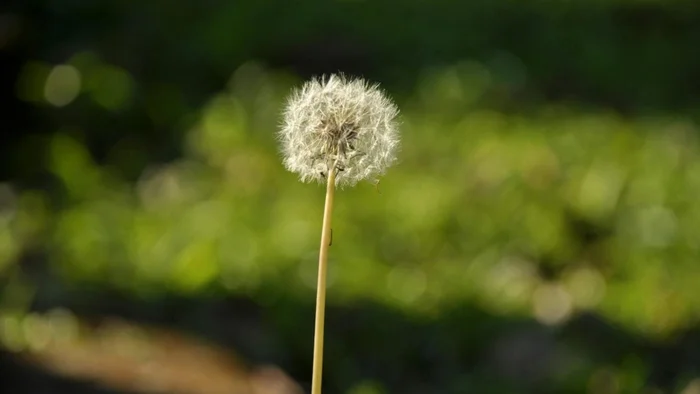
[{"left": 279, "top": 74, "right": 400, "bottom": 187}]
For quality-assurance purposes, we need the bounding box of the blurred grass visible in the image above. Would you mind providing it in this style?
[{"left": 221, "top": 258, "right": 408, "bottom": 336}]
[{"left": 3, "top": 62, "right": 699, "bottom": 343}]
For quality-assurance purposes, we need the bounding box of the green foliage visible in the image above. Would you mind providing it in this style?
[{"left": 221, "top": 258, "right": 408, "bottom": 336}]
[{"left": 6, "top": 63, "right": 700, "bottom": 341}]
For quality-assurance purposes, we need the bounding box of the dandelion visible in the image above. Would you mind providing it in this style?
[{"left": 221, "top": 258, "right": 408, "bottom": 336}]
[
  {"left": 279, "top": 74, "right": 400, "bottom": 394},
  {"left": 279, "top": 74, "right": 400, "bottom": 187}
]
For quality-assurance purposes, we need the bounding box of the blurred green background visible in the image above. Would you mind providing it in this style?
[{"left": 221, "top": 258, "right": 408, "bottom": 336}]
[{"left": 2, "top": 0, "right": 700, "bottom": 393}]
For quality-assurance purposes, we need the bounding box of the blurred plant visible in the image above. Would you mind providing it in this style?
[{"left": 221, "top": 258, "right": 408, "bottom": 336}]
[
  {"left": 279, "top": 74, "right": 400, "bottom": 394},
  {"left": 5, "top": 62, "right": 700, "bottom": 392}
]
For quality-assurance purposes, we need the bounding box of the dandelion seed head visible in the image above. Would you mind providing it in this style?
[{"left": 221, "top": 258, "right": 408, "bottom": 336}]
[{"left": 279, "top": 74, "right": 400, "bottom": 187}]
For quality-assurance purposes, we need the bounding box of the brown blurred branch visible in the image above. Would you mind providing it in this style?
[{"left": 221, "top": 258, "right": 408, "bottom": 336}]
[{"left": 12, "top": 314, "right": 302, "bottom": 394}]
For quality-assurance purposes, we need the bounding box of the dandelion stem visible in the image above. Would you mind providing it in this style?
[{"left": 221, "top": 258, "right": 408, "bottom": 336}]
[{"left": 311, "top": 166, "right": 336, "bottom": 394}]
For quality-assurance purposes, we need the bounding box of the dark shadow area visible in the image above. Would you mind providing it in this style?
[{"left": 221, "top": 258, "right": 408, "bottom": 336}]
[{"left": 2, "top": 0, "right": 700, "bottom": 183}]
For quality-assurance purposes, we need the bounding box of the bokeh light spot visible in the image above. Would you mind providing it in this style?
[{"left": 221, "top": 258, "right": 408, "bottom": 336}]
[
  {"left": 22, "top": 313, "right": 52, "bottom": 351},
  {"left": 387, "top": 267, "right": 426, "bottom": 306},
  {"left": 0, "top": 314, "right": 24, "bottom": 352},
  {"left": 43, "top": 65, "right": 81, "bottom": 107},
  {"left": 564, "top": 266, "right": 606, "bottom": 309},
  {"left": 533, "top": 283, "right": 573, "bottom": 326},
  {"left": 638, "top": 205, "right": 677, "bottom": 248},
  {"left": 46, "top": 308, "right": 79, "bottom": 344},
  {"left": 87, "top": 65, "right": 134, "bottom": 111},
  {"left": 483, "top": 256, "right": 537, "bottom": 313}
]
